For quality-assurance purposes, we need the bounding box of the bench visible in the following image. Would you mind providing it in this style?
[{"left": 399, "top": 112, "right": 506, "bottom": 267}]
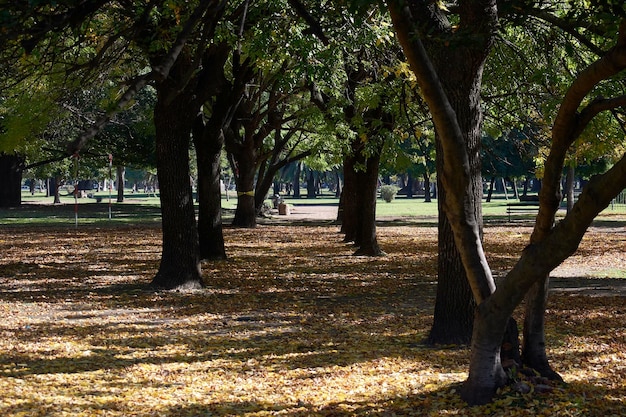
[{"left": 506, "top": 203, "right": 539, "bottom": 222}]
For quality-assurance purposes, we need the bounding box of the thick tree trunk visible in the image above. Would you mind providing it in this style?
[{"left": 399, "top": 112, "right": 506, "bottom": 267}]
[
  {"left": 150, "top": 78, "right": 202, "bottom": 290},
  {"left": 232, "top": 146, "right": 257, "bottom": 228},
  {"left": 193, "top": 118, "right": 227, "bottom": 261},
  {"left": 353, "top": 152, "right": 384, "bottom": 256},
  {"left": 0, "top": 154, "right": 24, "bottom": 207},
  {"left": 424, "top": 21, "right": 488, "bottom": 344},
  {"left": 389, "top": 1, "right": 500, "bottom": 403},
  {"left": 427, "top": 143, "right": 475, "bottom": 345},
  {"left": 340, "top": 154, "right": 358, "bottom": 242},
  {"left": 460, "top": 304, "right": 509, "bottom": 405}
]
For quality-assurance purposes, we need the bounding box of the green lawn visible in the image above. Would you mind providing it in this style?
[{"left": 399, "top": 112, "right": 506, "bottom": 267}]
[{"left": 4, "top": 189, "right": 626, "bottom": 226}]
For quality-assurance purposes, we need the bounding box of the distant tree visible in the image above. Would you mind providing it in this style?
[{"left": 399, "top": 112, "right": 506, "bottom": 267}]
[
  {"left": 482, "top": 128, "right": 540, "bottom": 201},
  {"left": 0, "top": 153, "right": 24, "bottom": 207}
]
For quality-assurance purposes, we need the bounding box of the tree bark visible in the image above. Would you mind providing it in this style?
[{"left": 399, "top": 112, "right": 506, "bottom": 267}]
[
  {"left": 427, "top": 134, "right": 475, "bottom": 344},
  {"left": 340, "top": 153, "right": 358, "bottom": 242},
  {"left": 353, "top": 150, "right": 384, "bottom": 256},
  {"left": 293, "top": 162, "right": 301, "bottom": 198},
  {"left": 306, "top": 169, "right": 316, "bottom": 198},
  {"left": 423, "top": 172, "right": 432, "bottom": 202},
  {"left": 151, "top": 99, "right": 202, "bottom": 289},
  {"left": 486, "top": 177, "right": 495, "bottom": 202},
  {"left": 335, "top": 169, "right": 342, "bottom": 198},
  {"left": 116, "top": 165, "right": 125, "bottom": 203},
  {"left": 427, "top": 173, "right": 475, "bottom": 344},
  {"left": 193, "top": 116, "right": 227, "bottom": 261},
  {"left": 52, "top": 176, "right": 62, "bottom": 204},
  {"left": 150, "top": 53, "right": 202, "bottom": 290},
  {"left": 389, "top": 0, "right": 500, "bottom": 403},
  {"left": 419, "top": 19, "right": 489, "bottom": 346},
  {"left": 231, "top": 139, "right": 258, "bottom": 228},
  {"left": 0, "top": 153, "right": 24, "bottom": 208}
]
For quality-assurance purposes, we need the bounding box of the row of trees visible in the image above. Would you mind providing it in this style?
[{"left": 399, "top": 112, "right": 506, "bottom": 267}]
[{"left": 2, "top": 0, "right": 626, "bottom": 406}]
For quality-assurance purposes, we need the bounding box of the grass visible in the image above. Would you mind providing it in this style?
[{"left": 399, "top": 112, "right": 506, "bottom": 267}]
[{"left": 5, "top": 189, "right": 626, "bottom": 227}]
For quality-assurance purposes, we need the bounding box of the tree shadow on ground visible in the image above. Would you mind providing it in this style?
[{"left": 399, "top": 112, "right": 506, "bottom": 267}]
[{"left": 1, "top": 224, "right": 625, "bottom": 416}]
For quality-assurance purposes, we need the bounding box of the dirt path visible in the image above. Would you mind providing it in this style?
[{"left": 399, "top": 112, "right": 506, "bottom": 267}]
[{"left": 264, "top": 205, "right": 626, "bottom": 296}]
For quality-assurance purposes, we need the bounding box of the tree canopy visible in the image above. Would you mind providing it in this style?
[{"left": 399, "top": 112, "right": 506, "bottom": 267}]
[{"left": 1, "top": 0, "right": 626, "bottom": 408}]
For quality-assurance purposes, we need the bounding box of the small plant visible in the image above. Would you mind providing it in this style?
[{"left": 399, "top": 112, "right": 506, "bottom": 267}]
[{"left": 379, "top": 185, "right": 399, "bottom": 203}]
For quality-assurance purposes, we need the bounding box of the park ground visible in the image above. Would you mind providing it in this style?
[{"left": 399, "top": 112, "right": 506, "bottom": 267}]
[{"left": 0, "top": 197, "right": 625, "bottom": 416}]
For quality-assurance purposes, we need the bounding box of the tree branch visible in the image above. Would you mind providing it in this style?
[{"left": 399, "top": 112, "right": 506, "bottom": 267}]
[
  {"left": 287, "top": 0, "right": 329, "bottom": 45},
  {"left": 575, "top": 95, "right": 626, "bottom": 138},
  {"left": 65, "top": 0, "right": 219, "bottom": 156}
]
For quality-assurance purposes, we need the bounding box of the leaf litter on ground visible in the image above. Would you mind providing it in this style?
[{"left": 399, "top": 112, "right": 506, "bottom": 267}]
[{"left": 0, "top": 220, "right": 625, "bottom": 416}]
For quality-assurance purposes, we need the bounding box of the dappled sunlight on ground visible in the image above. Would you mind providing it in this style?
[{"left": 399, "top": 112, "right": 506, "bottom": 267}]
[{"left": 0, "top": 223, "right": 625, "bottom": 415}]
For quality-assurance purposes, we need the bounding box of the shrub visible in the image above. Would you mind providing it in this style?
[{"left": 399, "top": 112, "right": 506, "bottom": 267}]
[{"left": 379, "top": 185, "right": 399, "bottom": 203}]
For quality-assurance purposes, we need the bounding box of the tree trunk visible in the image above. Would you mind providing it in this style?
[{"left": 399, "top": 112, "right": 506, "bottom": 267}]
[
  {"left": 255, "top": 160, "right": 282, "bottom": 214},
  {"left": 150, "top": 72, "right": 202, "bottom": 290},
  {"left": 0, "top": 153, "right": 24, "bottom": 207},
  {"left": 510, "top": 177, "right": 520, "bottom": 200},
  {"left": 565, "top": 165, "right": 575, "bottom": 213},
  {"left": 501, "top": 177, "right": 508, "bottom": 200},
  {"left": 353, "top": 152, "right": 384, "bottom": 256},
  {"left": 402, "top": 173, "right": 413, "bottom": 198},
  {"left": 193, "top": 117, "right": 227, "bottom": 261},
  {"left": 427, "top": 146, "right": 475, "bottom": 345},
  {"left": 52, "top": 177, "right": 62, "bottom": 204},
  {"left": 340, "top": 154, "right": 358, "bottom": 242},
  {"left": 521, "top": 273, "right": 563, "bottom": 380},
  {"left": 116, "top": 165, "right": 125, "bottom": 203},
  {"left": 424, "top": 24, "right": 488, "bottom": 344},
  {"left": 460, "top": 303, "right": 509, "bottom": 405},
  {"left": 232, "top": 144, "right": 257, "bottom": 228},
  {"left": 389, "top": 1, "right": 499, "bottom": 402},
  {"left": 307, "top": 169, "right": 316, "bottom": 198},
  {"left": 522, "top": 177, "right": 529, "bottom": 197},
  {"left": 423, "top": 172, "right": 432, "bottom": 202},
  {"left": 293, "top": 162, "right": 301, "bottom": 198},
  {"left": 335, "top": 169, "right": 342, "bottom": 198}
]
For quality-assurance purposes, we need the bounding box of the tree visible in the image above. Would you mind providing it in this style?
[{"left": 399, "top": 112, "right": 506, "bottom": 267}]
[
  {"left": 481, "top": 128, "right": 540, "bottom": 201},
  {"left": 388, "top": 0, "right": 492, "bottom": 346},
  {"left": 192, "top": 42, "right": 237, "bottom": 260},
  {"left": 0, "top": 1, "right": 224, "bottom": 289},
  {"left": 0, "top": 153, "right": 24, "bottom": 207},
  {"left": 224, "top": 59, "right": 317, "bottom": 227},
  {"left": 390, "top": 0, "right": 626, "bottom": 404},
  {"left": 301, "top": 4, "right": 403, "bottom": 256},
  {"left": 146, "top": 2, "right": 233, "bottom": 289}
]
